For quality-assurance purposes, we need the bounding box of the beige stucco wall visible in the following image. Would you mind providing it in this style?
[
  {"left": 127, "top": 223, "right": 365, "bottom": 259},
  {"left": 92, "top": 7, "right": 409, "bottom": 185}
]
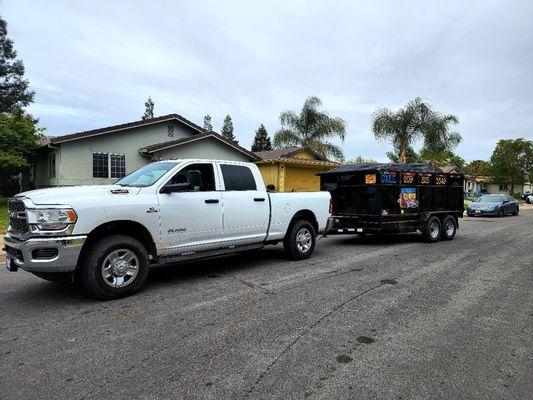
[
  {"left": 34, "top": 122, "right": 195, "bottom": 187},
  {"left": 153, "top": 137, "right": 251, "bottom": 162}
]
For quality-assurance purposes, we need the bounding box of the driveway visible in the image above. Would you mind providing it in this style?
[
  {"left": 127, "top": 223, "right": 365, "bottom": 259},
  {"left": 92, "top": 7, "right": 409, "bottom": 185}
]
[{"left": 1, "top": 212, "right": 532, "bottom": 399}]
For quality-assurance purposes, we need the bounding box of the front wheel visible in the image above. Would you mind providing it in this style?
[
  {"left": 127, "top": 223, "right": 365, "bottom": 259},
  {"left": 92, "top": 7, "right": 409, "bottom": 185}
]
[
  {"left": 283, "top": 220, "right": 316, "bottom": 260},
  {"left": 79, "top": 235, "right": 150, "bottom": 300},
  {"left": 498, "top": 208, "right": 504, "bottom": 217},
  {"left": 421, "top": 216, "right": 442, "bottom": 243},
  {"left": 512, "top": 206, "right": 519, "bottom": 216}
]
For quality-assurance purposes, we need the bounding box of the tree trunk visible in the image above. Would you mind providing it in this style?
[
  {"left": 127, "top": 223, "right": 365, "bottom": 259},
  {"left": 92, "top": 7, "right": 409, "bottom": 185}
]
[{"left": 400, "top": 143, "right": 407, "bottom": 163}]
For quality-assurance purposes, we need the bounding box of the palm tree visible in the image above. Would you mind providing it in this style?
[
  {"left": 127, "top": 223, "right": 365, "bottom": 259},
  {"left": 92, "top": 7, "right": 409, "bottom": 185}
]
[
  {"left": 421, "top": 112, "right": 461, "bottom": 157},
  {"left": 372, "top": 97, "right": 461, "bottom": 164},
  {"left": 273, "top": 96, "right": 347, "bottom": 161},
  {"left": 371, "top": 97, "right": 431, "bottom": 163}
]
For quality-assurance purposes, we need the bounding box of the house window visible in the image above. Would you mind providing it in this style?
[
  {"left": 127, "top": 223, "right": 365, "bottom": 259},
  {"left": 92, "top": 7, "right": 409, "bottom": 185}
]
[
  {"left": 93, "top": 153, "right": 126, "bottom": 178},
  {"left": 110, "top": 154, "right": 126, "bottom": 178},
  {"left": 167, "top": 126, "right": 175, "bottom": 137},
  {"left": 48, "top": 152, "right": 56, "bottom": 178}
]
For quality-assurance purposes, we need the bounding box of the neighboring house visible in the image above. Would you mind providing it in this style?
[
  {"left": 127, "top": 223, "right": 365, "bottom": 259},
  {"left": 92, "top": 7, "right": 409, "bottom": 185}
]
[
  {"left": 254, "top": 147, "right": 339, "bottom": 192},
  {"left": 464, "top": 175, "right": 532, "bottom": 195},
  {"left": 31, "top": 114, "right": 259, "bottom": 188},
  {"left": 464, "top": 175, "right": 487, "bottom": 193}
]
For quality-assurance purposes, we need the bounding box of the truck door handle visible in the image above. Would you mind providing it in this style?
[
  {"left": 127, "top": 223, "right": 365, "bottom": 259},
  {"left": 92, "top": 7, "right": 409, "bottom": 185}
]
[
  {"left": 205, "top": 199, "right": 219, "bottom": 204},
  {"left": 254, "top": 197, "right": 265, "bottom": 202}
]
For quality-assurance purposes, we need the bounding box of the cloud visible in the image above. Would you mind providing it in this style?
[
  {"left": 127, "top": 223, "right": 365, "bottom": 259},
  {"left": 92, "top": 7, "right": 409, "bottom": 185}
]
[{"left": 3, "top": 0, "right": 533, "bottom": 161}]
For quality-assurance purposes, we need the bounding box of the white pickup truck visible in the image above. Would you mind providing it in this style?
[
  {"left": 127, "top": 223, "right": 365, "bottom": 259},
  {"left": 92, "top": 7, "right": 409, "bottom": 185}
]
[{"left": 4, "top": 159, "right": 330, "bottom": 299}]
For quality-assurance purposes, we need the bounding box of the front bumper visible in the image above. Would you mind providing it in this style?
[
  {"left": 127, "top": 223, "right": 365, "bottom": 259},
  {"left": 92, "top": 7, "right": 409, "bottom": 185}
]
[
  {"left": 3, "top": 234, "right": 87, "bottom": 273},
  {"left": 467, "top": 209, "right": 498, "bottom": 217}
]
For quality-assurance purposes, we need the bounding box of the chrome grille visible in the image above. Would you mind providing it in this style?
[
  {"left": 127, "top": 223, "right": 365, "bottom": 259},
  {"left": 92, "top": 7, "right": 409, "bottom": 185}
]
[{"left": 8, "top": 199, "right": 29, "bottom": 235}]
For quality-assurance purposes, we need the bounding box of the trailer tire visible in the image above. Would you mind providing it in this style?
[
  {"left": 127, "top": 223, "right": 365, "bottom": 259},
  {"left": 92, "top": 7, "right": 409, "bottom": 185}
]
[
  {"left": 421, "top": 216, "right": 442, "bottom": 243},
  {"left": 79, "top": 235, "right": 150, "bottom": 300},
  {"left": 441, "top": 215, "right": 457, "bottom": 241},
  {"left": 283, "top": 220, "right": 316, "bottom": 260}
]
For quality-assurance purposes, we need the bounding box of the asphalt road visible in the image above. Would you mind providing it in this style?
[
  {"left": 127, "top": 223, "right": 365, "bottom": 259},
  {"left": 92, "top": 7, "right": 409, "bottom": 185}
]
[{"left": 1, "top": 212, "right": 532, "bottom": 400}]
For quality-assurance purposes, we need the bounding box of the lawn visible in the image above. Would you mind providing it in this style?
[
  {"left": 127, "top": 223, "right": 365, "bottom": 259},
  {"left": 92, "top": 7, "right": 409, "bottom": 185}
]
[{"left": 0, "top": 197, "right": 8, "bottom": 234}]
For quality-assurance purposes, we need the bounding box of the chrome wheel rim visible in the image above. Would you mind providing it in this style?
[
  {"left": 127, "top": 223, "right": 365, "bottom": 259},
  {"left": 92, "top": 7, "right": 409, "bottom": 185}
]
[
  {"left": 429, "top": 221, "right": 440, "bottom": 239},
  {"left": 445, "top": 220, "right": 455, "bottom": 236},
  {"left": 101, "top": 249, "right": 139, "bottom": 288},
  {"left": 296, "top": 228, "right": 312, "bottom": 253}
]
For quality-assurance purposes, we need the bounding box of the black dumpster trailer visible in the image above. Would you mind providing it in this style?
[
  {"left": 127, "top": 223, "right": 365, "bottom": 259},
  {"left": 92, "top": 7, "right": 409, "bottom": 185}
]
[{"left": 320, "top": 163, "right": 464, "bottom": 242}]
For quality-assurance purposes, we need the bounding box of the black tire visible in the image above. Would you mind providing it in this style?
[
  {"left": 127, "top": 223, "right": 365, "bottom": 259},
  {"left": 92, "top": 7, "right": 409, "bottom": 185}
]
[
  {"left": 441, "top": 215, "right": 457, "bottom": 241},
  {"left": 421, "top": 216, "right": 442, "bottom": 243},
  {"left": 513, "top": 206, "right": 519, "bottom": 216},
  {"left": 498, "top": 208, "right": 504, "bottom": 217},
  {"left": 79, "top": 235, "right": 150, "bottom": 300},
  {"left": 283, "top": 220, "right": 316, "bottom": 260}
]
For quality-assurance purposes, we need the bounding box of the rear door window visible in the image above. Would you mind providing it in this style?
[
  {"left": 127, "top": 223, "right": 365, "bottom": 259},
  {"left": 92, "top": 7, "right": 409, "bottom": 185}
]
[{"left": 220, "top": 164, "right": 257, "bottom": 191}]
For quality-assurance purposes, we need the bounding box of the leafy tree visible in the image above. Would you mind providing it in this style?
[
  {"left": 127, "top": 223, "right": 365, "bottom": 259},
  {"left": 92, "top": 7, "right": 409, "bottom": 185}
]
[
  {"left": 489, "top": 138, "right": 533, "bottom": 193},
  {"left": 221, "top": 115, "right": 238, "bottom": 145},
  {"left": 345, "top": 155, "right": 377, "bottom": 164},
  {"left": 419, "top": 149, "right": 465, "bottom": 170},
  {"left": 0, "top": 108, "right": 43, "bottom": 181},
  {"left": 0, "top": 16, "right": 34, "bottom": 113},
  {"left": 251, "top": 124, "right": 272, "bottom": 152},
  {"left": 203, "top": 114, "right": 213, "bottom": 131},
  {"left": 464, "top": 160, "right": 490, "bottom": 176},
  {"left": 142, "top": 97, "right": 154, "bottom": 120},
  {"left": 273, "top": 96, "right": 346, "bottom": 161},
  {"left": 372, "top": 97, "right": 461, "bottom": 164}
]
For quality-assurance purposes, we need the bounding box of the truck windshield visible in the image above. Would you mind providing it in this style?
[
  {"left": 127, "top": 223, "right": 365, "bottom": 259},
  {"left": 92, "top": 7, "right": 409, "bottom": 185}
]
[{"left": 116, "top": 162, "right": 176, "bottom": 187}]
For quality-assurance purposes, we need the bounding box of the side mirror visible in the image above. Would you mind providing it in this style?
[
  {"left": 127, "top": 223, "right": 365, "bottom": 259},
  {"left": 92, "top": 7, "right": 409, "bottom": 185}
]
[
  {"left": 160, "top": 170, "right": 202, "bottom": 194},
  {"left": 266, "top": 184, "right": 276, "bottom": 192},
  {"left": 187, "top": 170, "right": 202, "bottom": 191}
]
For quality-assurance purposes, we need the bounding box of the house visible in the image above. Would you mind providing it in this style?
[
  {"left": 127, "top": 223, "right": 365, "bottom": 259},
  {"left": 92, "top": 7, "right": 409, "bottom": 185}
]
[
  {"left": 31, "top": 114, "right": 260, "bottom": 188},
  {"left": 253, "top": 147, "right": 339, "bottom": 192},
  {"left": 463, "top": 175, "right": 532, "bottom": 195}
]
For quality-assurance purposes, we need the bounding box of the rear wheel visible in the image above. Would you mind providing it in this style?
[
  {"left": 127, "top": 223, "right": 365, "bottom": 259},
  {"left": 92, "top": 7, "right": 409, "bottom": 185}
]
[
  {"left": 441, "top": 215, "right": 457, "bottom": 240},
  {"left": 283, "top": 220, "right": 316, "bottom": 260},
  {"left": 421, "top": 216, "right": 441, "bottom": 243},
  {"left": 80, "top": 235, "right": 150, "bottom": 300}
]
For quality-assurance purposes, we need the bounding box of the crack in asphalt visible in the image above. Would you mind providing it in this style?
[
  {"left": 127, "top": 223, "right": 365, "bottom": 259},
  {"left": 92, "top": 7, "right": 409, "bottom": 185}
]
[
  {"left": 243, "top": 281, "right": 388, "bottom": 399},
  {"left": 179, "top": 278, "right": 257, "bottom": 400}
]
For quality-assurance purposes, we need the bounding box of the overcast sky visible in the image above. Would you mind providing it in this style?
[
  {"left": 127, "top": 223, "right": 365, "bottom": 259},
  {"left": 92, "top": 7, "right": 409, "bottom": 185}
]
[{"left": 3, "top": 0, "right": 533, "bottom": 161}]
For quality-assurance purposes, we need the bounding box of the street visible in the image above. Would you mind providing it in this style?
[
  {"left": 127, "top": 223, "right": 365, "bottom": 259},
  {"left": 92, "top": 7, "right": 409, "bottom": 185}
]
[{"left": 1, "top": 212, "right": 532, "bottom": 400}]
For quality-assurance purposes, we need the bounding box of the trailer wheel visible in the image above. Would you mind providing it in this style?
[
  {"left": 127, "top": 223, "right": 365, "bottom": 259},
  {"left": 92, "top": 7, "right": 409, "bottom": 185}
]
[
  {"left": 79, "top": 235, "right": 150, "bottom": 300},
  {"left": 284, "top": 220, "right": 316, "bottom": 260},
  {"left": 421, "top": 216, "right": 441, "bottom": 243},
  {"left": 441, "top": 215, "right": 457, "bottom": 240}
]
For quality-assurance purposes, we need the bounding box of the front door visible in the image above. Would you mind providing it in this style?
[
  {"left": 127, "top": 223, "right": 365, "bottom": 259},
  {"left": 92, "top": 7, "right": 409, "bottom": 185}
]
[{"left": 157, "top": 162, "right": 223, "bottom": 255}]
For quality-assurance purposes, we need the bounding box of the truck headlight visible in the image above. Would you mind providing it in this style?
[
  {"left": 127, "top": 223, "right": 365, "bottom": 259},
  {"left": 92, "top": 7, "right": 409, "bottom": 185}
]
[{"left": 27, "top": 208, "right": 77, "bottom": 231}]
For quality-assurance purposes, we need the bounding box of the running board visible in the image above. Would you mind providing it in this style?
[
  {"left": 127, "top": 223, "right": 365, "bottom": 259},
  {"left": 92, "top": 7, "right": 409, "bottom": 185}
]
[{"left": 158, "top": 243, "right": 265, "bottom": 264}]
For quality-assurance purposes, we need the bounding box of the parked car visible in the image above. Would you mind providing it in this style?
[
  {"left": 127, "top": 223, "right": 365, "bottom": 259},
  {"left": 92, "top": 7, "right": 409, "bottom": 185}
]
[
  {"left": 3, "top": 160, "right": 331, "bottom": 299},
  {"left": 320, "top": 163, "right": 464, "bottom": 243},
  {"left": 524, "top": 193, "right": 532, "bottom": 204},
  {"left": 466, "top": 194, "right": 519, "bottom": 217}
]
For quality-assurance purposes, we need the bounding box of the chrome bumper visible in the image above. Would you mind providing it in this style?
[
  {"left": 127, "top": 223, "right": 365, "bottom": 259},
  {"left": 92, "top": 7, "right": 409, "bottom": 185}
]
[{"left": 3, "top": 234, "right": 87, "bottom": 273}]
